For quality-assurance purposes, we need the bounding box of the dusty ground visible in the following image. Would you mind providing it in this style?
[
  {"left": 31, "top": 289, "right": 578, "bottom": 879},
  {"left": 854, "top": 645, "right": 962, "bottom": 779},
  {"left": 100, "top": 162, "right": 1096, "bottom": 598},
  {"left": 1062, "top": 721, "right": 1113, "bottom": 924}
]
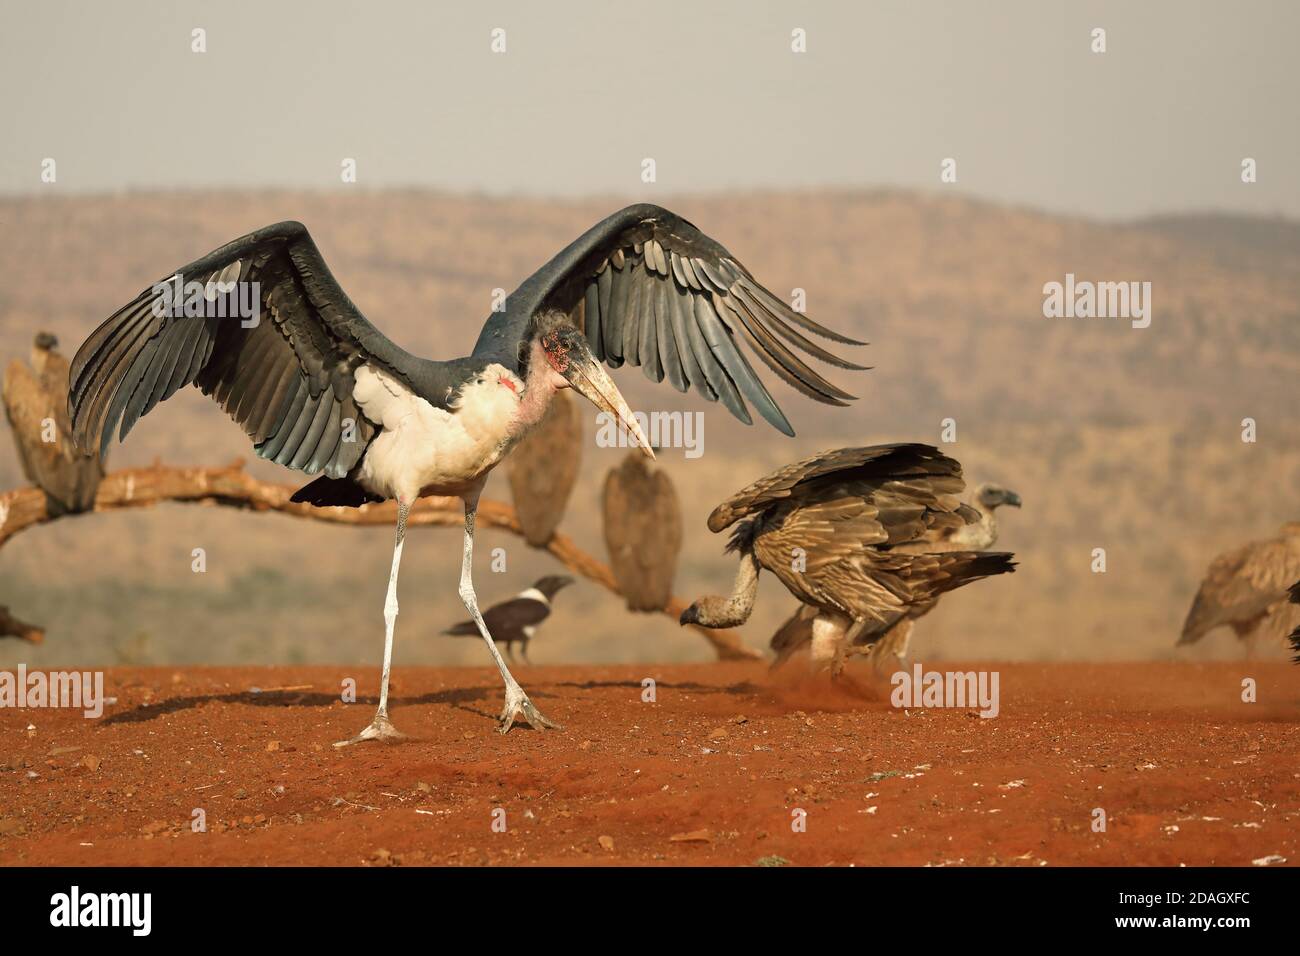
[{"left": 0, "top": 661, "right": 1297, "bottom": 867}]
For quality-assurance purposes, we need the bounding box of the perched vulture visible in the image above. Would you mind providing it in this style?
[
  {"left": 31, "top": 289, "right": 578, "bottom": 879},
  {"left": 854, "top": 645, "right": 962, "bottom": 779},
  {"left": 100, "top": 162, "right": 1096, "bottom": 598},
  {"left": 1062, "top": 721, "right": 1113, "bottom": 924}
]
[
  {"left": 506, "top": 388, "right": 582, "bottom": 546},
  {"left": 443, "top": 576, "right": 573, "bottom": 663},
  {"left": 3, "top": 332, "right": 104, "bottom": 515},
  {"left": 682, "top": 444, "right": 1015, "bottom": 676},
  {"left": 1179, "top": 523, "right": 1300, "bottom": 654},
  {"left": 603, "top": 451, "right": 683, "bottom": 611}
]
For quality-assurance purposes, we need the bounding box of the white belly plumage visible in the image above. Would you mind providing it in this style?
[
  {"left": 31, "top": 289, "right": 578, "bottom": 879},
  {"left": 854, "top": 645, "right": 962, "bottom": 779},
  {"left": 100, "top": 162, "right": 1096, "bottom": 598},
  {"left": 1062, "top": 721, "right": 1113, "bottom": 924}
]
[{"left": 352, "top": 364, "right": 524, "bottom": 503}]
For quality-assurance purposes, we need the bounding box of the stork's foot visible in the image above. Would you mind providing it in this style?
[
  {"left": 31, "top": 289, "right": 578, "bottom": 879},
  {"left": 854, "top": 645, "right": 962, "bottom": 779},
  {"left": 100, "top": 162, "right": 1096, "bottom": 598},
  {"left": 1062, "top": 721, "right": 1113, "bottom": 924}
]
[
  {"left": 333, "top": 712, "right": 406, "bottom": 748},
  {"left": 498, "top": 683, "right": 561, "bottom": 734}
]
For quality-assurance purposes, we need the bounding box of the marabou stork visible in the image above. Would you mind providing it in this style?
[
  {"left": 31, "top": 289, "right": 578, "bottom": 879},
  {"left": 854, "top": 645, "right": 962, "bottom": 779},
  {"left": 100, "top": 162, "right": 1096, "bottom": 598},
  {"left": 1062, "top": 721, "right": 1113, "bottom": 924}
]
[
  {"left": 66, "top": 204, "right": 865, "bottom": 743},
  {"left": 1178, "top": 522, "right": 1300, "bottom": 655},
  {"left": 770, "top": 481, "right": 1022, "bottom": 668},
  {"left": 681, "top": 444, "right": 1016, "bottom": 675},
  {"left": 4, "top": 332, "right": 104, "bottom": 515},
  {"left": 443, "top": 575, "right": 574, "bottom": 664}
]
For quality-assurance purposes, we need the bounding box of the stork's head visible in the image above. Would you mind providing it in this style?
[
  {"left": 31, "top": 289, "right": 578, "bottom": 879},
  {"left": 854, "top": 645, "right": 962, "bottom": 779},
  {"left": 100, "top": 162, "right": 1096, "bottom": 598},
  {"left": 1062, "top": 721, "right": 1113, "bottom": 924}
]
[
  {"left": 975, "top": 483, "right": 1022, "bottom": 511},
  {"left": 532, "top": 313, "right": 653, "bottom": 460}
]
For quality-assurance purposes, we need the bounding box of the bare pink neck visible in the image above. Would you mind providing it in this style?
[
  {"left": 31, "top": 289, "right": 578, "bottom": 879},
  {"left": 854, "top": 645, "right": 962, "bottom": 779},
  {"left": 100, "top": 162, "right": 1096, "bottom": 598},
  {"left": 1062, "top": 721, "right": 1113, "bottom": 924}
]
[{"left": 510, "top": 345, "right": 560, "bottom": 436}]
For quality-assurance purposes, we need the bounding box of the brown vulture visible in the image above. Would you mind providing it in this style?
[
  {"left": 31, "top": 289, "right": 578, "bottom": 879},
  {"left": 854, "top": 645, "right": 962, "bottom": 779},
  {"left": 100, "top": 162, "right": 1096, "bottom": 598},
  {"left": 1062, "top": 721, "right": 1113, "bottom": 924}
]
[
  {"left": 681, "top": 444, "right": 1016, "bottom": 675},
  {"left": 1179, "top": 523, "right": 1300, "bottom": 655}
]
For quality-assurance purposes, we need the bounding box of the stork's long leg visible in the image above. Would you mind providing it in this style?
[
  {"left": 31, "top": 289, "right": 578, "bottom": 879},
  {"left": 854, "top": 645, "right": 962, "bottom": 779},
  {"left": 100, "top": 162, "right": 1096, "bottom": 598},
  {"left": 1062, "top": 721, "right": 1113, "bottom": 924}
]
[
  {"left": 334, "top": 500, "right": 410, "bottom": 747},
  {"left": 460, "top": 491, "right": 560, "bottom": 733}
]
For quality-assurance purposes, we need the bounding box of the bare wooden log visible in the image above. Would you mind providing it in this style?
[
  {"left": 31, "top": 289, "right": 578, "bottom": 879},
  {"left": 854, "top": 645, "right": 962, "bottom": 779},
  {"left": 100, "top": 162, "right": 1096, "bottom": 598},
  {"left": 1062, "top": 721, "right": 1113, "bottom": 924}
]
[{"left": 0, "top": 461, "right": 759, "bottom": 660}]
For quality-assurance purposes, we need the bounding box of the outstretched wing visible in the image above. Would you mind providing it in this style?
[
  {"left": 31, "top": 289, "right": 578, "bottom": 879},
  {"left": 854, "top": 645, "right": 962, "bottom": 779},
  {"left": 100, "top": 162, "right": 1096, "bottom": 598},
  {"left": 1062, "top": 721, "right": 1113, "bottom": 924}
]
[
  {"left": 706, "top": 443, "right": 969, "bottom": 533},
  {"left": 478, "top": 204, "right": 866, "bottom": 437},
  {"left": 68, "top": 221, "right": 432, "bottom": 479}
]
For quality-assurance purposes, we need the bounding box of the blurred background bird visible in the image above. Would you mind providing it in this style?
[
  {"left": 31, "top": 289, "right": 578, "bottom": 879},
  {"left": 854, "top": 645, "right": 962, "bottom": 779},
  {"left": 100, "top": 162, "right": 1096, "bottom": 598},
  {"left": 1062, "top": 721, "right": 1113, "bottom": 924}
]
[
  {"left": 507, "top": 389, "right": 582, "bottom": 547},
  {"left": 3, "top": 331, "right": 104, "bottom": 516},
  {"left": 682, "top": 444, "right": 1016, "bottom": 676},
  {"left": 1179, "top": 523, "right": 1300, "bottom": 656},
  {"left": 602, "top": 450, "right": 683, "bottom": 612},
  {"left": 442, "top": 575, "right": 574, "bottom": 663}
]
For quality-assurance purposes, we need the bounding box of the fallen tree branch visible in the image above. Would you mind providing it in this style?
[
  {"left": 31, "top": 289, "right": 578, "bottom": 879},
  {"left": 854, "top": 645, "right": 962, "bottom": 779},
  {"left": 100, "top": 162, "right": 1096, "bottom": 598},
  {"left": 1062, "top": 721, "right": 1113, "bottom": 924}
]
[
  {"left": 0, "top": 461, "right": 759, "bottom": 660},
  {"left": 0, "top": 605, "right": 43, "bottom": 643}
]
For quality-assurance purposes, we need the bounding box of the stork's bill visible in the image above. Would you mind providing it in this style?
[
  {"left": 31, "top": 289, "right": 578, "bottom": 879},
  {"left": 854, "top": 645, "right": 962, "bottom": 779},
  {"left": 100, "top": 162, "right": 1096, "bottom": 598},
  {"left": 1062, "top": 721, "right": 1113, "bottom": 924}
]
[{"left": 543, "top": 326, "right": 654, "bottom": 461}]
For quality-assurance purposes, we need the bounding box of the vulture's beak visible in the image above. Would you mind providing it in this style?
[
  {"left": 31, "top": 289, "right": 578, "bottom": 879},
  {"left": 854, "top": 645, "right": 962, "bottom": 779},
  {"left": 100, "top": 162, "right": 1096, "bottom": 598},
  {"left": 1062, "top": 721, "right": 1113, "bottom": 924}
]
[
  {"left": 559, "top": 334, "right": 655, "bottom": 461},
  {"left": 1003, "top": 490, "right": 1023, "bottom": 508}
]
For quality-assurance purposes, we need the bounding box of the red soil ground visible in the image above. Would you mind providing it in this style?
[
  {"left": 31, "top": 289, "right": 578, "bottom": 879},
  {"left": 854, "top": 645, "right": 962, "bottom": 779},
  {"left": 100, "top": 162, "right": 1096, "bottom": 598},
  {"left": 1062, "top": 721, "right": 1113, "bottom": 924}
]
[{"left": 1, "top": 661, "right": 1296, "bottom": 867}]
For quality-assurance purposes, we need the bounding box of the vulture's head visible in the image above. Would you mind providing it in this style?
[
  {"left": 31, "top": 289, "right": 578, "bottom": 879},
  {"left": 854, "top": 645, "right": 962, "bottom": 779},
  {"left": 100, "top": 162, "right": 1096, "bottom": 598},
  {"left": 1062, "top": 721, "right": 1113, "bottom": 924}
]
[{"left": 976, "top": 484, "right": 1022, "bottom": 512}]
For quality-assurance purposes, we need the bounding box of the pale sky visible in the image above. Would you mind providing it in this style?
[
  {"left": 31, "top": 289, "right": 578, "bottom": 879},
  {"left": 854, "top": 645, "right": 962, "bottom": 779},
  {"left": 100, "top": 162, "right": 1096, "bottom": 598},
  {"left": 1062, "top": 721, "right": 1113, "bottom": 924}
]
[{"left": 1, "top": 0, "right": 1296, "bottom": 219}]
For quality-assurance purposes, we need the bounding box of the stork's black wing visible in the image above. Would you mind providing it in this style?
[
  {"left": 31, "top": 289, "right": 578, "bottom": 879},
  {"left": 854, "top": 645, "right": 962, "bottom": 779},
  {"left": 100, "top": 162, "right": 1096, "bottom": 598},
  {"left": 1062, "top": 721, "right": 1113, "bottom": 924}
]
[
  {"left": 68, "top": 222, "right": 437, "bottom": 479},
  {"left": 476, "top": 204, "right": 866, "bottom": 436}
]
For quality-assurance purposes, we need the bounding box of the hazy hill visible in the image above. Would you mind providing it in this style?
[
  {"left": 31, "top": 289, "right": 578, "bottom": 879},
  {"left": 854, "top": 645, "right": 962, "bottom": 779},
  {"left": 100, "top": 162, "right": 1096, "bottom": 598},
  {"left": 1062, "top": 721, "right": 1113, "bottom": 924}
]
[{"left": 1, "top": 191, "right": 1296, "bottom": 666}]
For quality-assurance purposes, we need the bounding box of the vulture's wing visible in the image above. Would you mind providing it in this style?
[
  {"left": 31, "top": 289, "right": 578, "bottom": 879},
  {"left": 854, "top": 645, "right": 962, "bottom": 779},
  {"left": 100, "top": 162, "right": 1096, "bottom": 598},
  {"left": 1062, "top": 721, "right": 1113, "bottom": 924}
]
[
  {"left": 1179, "top": 532, "right": 1300, "bottom": 644},
  {"left": 478, "top": 204, "right": 866, "bottom": 437},
  {"left": 706, "top": 443, "right": 966, "bottom": 533},
  {"left": 753, "top": 488, "right": 1013, "bottom": 626},
  {"left": 68, "top": 221, "right": 443, "bottom": 479}
]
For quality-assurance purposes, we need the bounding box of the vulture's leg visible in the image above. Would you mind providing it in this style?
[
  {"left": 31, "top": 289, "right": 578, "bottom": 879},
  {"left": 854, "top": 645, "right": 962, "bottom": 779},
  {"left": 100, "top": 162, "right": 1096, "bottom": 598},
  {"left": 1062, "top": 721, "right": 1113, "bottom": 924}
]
[
  {"left": 520, "top": 640, "right": 533, "bottom": 665},
  {"left": 868, "top": 618, "right": 915, "bottom": 672},
  {"left": 809, "top": 614, "right": 849, "bottom": 676},
  {"left": 769, "top": 604, "right": 817, "bottom": 672},
  {"left": 460, "top": 491, "right": 560, "bottom": 733},
  {"left": 505, "top": 642, "right": 517, "bottom": 664},
  {"left": 335, "top": 499, "right": 410, "bottom": 747}
]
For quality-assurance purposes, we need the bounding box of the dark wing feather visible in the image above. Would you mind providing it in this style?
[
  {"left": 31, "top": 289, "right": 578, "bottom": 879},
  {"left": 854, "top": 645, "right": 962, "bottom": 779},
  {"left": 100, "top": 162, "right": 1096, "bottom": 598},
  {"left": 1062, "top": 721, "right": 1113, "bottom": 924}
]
[
  {"left": 707, "top": 443, "right": 963, "bottom": 533},
  {"left": 477, "top": 204, "right": 867, "bottom": 437},
  {"left": 68, "top": 221, "right": 439, "bottom": 480}
]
